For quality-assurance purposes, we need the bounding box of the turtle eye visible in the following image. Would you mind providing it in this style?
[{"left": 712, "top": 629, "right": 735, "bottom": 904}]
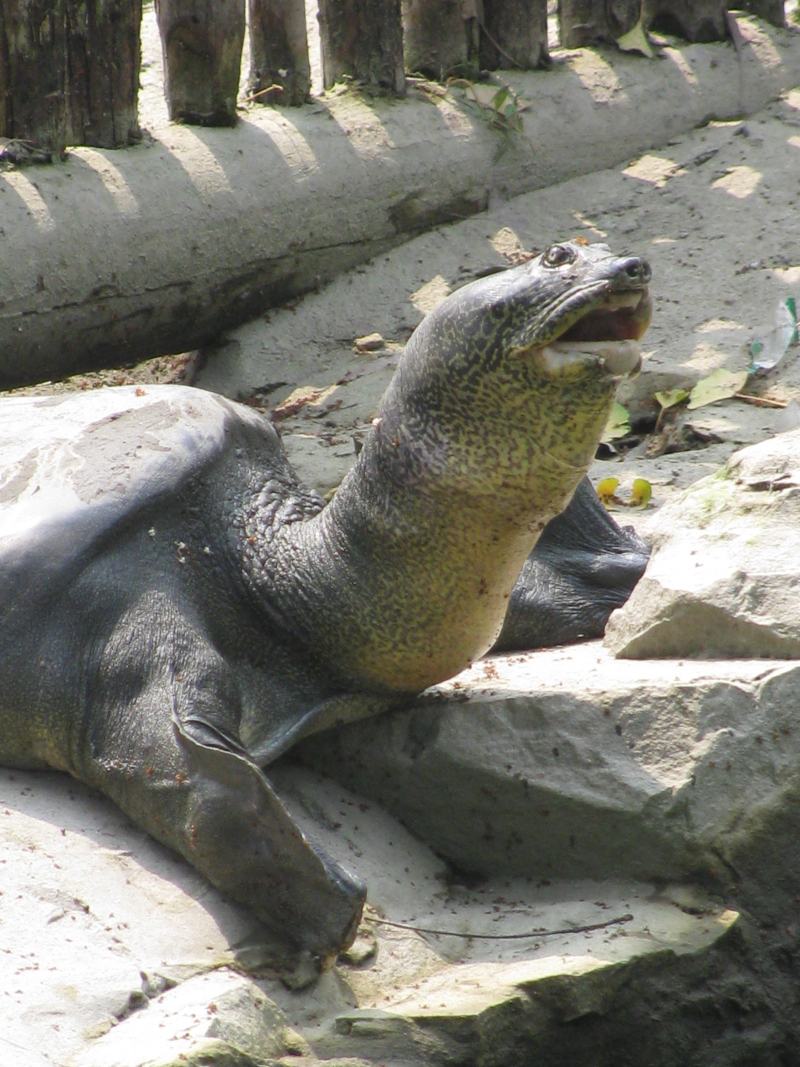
[{"left": 543, "top": 244, "right": 576, "bottom": 268}]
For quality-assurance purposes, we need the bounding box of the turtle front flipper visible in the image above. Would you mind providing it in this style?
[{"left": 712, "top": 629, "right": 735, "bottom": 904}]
[
  {"left": 174, "top": 713, "right": 365, "bottom": 959},
  {"left": 492, "top": 475, "right": 651, "bottom": 652},
  {"left": 80, "top": 603, "right": 365, "bottom": 959}
]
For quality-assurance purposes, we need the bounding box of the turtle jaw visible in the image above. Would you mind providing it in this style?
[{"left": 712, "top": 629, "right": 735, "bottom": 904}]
[
  {"left": 535, "top": 337, "right": 643, "bottom": 378},
  {"left": 525, "top": 283, "right": 652, "bottom": 380}
]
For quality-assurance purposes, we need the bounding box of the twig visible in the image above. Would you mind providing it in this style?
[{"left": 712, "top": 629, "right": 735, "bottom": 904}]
[
  {"left": 371, "top": 912, "right": 634, "bottom": 940},
  {"left": 735, "top": 393, "right": 788, "bottom": 408},
  {"left": 406, "top": 75, "right": 448, "bottom": 98},
  {"left": 241, "top": 84, "right": 285, "bottom": 104}
]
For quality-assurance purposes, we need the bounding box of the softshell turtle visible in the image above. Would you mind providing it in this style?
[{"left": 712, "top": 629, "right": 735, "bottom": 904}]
[{"left": 0, "top": 241, "right": 651, "bottom": 959}]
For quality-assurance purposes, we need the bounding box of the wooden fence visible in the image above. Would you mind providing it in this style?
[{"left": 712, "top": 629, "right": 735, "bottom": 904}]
[{"left": 0, "top": 0, "right": 789, "bottom": 154}]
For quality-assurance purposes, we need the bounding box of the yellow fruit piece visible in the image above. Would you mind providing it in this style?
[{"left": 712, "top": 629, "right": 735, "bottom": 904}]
[
  {"left": 629, "top": 478, "right": 652, "bottom": 508},
  {"left": 597, "top": 477, "right": 620, "bottom": 505}
]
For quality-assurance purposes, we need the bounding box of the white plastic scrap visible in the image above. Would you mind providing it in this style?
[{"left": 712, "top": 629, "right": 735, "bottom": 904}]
[{"left": 748, "top": 297, "right": 798, "bottom": 373}]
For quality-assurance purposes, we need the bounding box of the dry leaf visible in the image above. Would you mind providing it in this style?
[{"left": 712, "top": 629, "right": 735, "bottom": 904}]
[
  {"left": 601, "top": 402, "right": 631, "bottom": 442},
  {"left": 654, "top": 388, "right": 689, "bottom": 410},
  {"left": 616, "top": 17, "right": 654, "bottom": 58},
  {"left": 687, "top": 369, "right": 749, "bottom": 410}
]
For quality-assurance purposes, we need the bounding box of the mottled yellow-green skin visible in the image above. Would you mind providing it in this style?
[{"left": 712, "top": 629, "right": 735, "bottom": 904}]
[{"left": 250, "top": 243, "right": 649, "bottom": 694}]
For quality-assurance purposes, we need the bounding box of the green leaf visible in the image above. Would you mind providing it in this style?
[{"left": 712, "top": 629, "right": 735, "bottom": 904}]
[
  {"left": 654, "top": 388, "right": 689, "bottom": 410},
  {"left": 687, "top": 369, "right": 749, "bottom": 410},
  {"left": 616, "top": 17, "right": 655, "bottom": 58},
  {"left": 601, "top": 402, "right": 631, "bottom": 442}
]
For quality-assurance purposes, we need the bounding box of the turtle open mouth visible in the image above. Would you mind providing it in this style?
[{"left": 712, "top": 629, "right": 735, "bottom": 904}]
[
  {"left": 537, "top": 285, "right": 652, "bottom": 378},
  {"left": 558, "top": 288, "right": 652, "bottom": 344}
]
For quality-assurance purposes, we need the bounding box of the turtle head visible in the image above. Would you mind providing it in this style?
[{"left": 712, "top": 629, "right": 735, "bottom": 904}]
[
  {"left": 503, "top": 240, "right": 652, "bottom": 376},
  {"left": 379, "top": 240, "right": 652, "bottom": 509}
]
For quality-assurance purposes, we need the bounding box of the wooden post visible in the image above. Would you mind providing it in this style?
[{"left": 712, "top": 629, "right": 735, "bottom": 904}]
[
  {"left": 155, "top": 0, "right": 246, "bottom": 125},
  {"left": 480, "top": 0, "right": 548, "bottom": 71},
  {"left": 559, "top": 0, "right": 640, "bottom": 47},
  {"left": 642, "top": 0, "right": 728, "bottom": 42},
  {"left": 318, "top": 0, "right": 405, "bottom": 94},
  {"left": 402, "top": 0, "right": 478, "bottom": 81},
  {"left": 247, "top": 0, "right": 310, "bottom": 107},
  {"left": 0, "top": 0, "right": 141, "bottom": 153}
]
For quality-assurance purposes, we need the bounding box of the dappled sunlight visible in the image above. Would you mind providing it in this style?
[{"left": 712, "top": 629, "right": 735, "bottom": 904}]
[
  {"left": 432, "top": 94, "right": 475, "bottom": 139},
  {"left": 153, "top": 125, "right": 233, "bottom": 199},
  {"left": 70, "top": 148, "right": 139, "bottom": 216},
  {"left": 490, "top": 226, "right": 525, "bottom": 258},
  {"left": 569, "top": 50, "right": 626, "bottom": 103},
  {"left": 741, "top": 17, "right": 783, "bottom": 72},
  {"left": 0, "top": 171, "right": 56, "bottom": 231},
  {"left": 789, "top": 135, "right": 800, "bottom": 150},
  {"left": 663, "top": 48, "right": 698, "bottom": 87},
  {"left": 325, "top": 94, "right": 398, "bottom": 159},
  {"left": 711, "top": 164, "right": 762, "bottom": 199},
  {"left": 572, "top": 210, "right": 607, "bottom": 238},
  {"left": 682, "top": 341, "right": 735, "bottom": 373},
  {"left": 623, "top": 154, "right": 686, "bottom": 188},
  {"left": 410, "top": 275, "right": 451, "bottom": 315},
  {"left": 696, "top": 318, "right": 745, "bottom": 334},
  {"left": 241, "top": 112, "right": 319, "bottom": 178},
  {"left": 773, "top": 266, "right": 800, "bottom": 285},
  {"left": 786, "top": 88, "right": 800, "bottom": 110}
]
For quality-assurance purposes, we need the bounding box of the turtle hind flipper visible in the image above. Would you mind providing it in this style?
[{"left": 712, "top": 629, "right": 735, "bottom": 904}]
[{"left": 493, "top": 475, "right": 650, "bottom": 652}]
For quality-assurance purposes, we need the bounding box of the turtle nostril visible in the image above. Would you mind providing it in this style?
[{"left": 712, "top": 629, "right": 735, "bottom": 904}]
[{"left": 623, "top": 257, "right": 651, "bottom": 284}]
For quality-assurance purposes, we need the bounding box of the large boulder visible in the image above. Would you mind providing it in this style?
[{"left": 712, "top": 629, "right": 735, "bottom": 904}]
[{"left": 297, "top": 644, "right": 800, "bottom": 924}]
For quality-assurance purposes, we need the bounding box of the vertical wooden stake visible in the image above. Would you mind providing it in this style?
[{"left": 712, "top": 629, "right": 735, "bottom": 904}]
[
  {"left": 559, "top": 0, "right": 640, "bottom": 47},
  {"left": 318, "top": 0, "right": 405, "bottom": 94},
  {"left": 402, "top": 0, "right": 476, "bottom": 81},
  {"left": 480, "top": 0, "right": 548, "bottom": 70},
  {"left": 155, "top": 0, "right": 246, "bottom": 125},
  {"left": 0, "top": 0, "right": 141, "bottom": 152},
  {"left": 736, "top": 0, "right": 784, "bottom": 25},
  {"left": 248, "top": 0, "right": 310, "bottom": 106},
  {"left": 641, "top": 0, "right": 728, "bottom": 42}
]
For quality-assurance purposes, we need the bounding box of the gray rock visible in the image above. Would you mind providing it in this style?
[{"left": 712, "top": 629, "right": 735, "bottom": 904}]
[
  {"left": 605, "top": 429, "right": 800, "bottom": 658},
  {"left": 72, "top": 970, "right": 308, "bottom": 1067},
  {"left": 320, "top": 889, "right": 737, "bottom": 1066},
  {"left": 296, "top": 645, "right": 800, "bottom": 906},
  {"left": 0, "top": 768, "right": 280, "bottom": 1067},
  {"left": 0, "top": 751, "right": 755, "bottom": 1067},
  {"left": 294, "top": 643, "right": 800, "bottom": 1058}
]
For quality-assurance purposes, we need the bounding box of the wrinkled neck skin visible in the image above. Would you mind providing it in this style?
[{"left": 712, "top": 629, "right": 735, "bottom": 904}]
[{"left": 249, "top": 333, "right": 620, "bottom": 695}]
